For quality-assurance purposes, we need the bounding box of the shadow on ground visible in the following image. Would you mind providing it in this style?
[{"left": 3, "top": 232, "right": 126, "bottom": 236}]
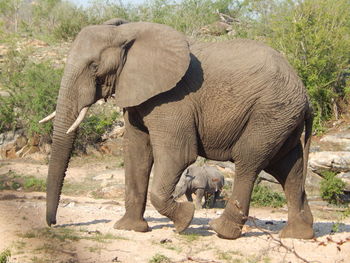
[
  {"left": 54, "top": 219, "right": 111, "bottom": 228},
  {"left": 147, "top": 216, "right": 350, "bottom": 238},
  {"left": 246, "top": 218, "right": 350, "bottom": 238}
]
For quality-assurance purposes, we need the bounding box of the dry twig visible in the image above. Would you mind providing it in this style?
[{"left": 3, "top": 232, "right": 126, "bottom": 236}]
[{"left": 246, "top": 216, "right": 312, "bottom": 263}]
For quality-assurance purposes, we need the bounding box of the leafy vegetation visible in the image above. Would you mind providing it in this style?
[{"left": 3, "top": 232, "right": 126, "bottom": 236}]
[
  {"left": 23, "top": 176, "right": 46, "bottom": 192},
  {"left": 0, "top": 249, "right": 10, "bottom": 263},
  {"left": 149, "top": 253, "right": 172, "bottom": 263},
  {"left": 74, "top": 108, "right": 120, "bottom": 152},
  {"left": 251, "top": 185, "right": 286, "bottom": 208},
  {"left": 320, "top": 171, "right": 346, "bottom": 205},
  {"left": 0, "top": 50, "right": 62, "bottom": 135},
  {"left": 0, "top": 171, "right": 46, "bottom": 192},
  {"left": 179, "top": 232, "right": 201, "bottom": 242},
  {"left": 22, "top": 227, "right": 126, "bottom": 243},
  {"left": 266, "top": 0, "right": 350, "bottom": 130}
]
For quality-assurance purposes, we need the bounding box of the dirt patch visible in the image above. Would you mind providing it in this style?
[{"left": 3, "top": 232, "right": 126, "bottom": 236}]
[{"left": 0, "top": 158, "right": 350, "bottom": 263}]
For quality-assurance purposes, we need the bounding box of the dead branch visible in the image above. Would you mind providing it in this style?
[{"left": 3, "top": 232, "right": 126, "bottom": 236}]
[
  {"left": 175, "top": 256, "right": 221, "bottom": 263},
  {"left": 246, "top": 216, "right": 313, "bottom": 263}
]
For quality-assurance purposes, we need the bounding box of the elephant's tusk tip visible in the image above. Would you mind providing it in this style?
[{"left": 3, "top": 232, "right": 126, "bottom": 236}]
[{"left": 39, "top": 111, "right": 56, "bottom": 124}]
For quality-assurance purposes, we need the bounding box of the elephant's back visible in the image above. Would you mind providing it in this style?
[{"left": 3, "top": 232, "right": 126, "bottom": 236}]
[
  {"left": 190, "top": 39, "right": 299, "bottom": 84},
  {"left": 187, "top": 40, "right": 308, "bottom": 160}
]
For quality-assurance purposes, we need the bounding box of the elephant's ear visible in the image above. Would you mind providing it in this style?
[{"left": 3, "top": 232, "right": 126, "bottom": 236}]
[
  {"left": 115, "top": 22, "right": 190, "bottom": 108},
  {"left": 103, "top": 18, "right": 128, "bottom": 26}
]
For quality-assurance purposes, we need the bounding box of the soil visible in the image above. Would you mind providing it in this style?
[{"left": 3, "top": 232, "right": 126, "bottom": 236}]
[{"left": 0, "top": 157, "right": 350, "bottom": 263}]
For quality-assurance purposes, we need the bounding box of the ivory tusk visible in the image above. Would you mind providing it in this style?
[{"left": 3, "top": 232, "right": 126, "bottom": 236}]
[
  {"left": 39, "top": 111, "right": 56, "bottom": 123},
  {"left": 66, "top": 107, "right": 89, "bottom": 134}
]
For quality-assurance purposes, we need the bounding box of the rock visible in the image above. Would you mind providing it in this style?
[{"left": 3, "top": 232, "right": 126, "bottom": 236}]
[
  {"left": 0, "top": 129, "right": 24, "bottom": 146},
  {"left": 309, "top": 151, "right": 350, "bottom": 173},
  {"left": 28, "top": 134, "right": 40, "bottom": 146},
  {"left": 338, "top": 172, "right": 350, "bottom": 191},
  {"left": 0, "top": 90, "right": 10, "bottom": 97},
  {"left": 1, "top": 143, "right": 17, "bottom": 159},
  {"left": 99, "top": 138, "right": 123, "bottom": 156},
  {"left": 93, "top": 173, "right": 114, "bottom": 181},
  {"left": 101, "top": 125, "right": 125, "bottom": 140},
  {"left": 40, "top": 143, "right": 51, "bottom": 154},
  {"left": 305, "top": 170, "right": 322, "bottom": 195},
  {"left": 86, "top": 145, "right": 102, "bottom": 157},
  {"left": 17, "top": 145, "right": 40, "bottom": 158},
  {"left": 15, "top": 135, "right": 27, "bottom": 150},
  {"left": 319, "top": 132, "right": 350, "bottom": 151}
]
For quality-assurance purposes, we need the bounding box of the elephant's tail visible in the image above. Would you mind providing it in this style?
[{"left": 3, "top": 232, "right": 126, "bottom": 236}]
[{"left": 303, "top": 103, "right": 313, "bottom": 189}]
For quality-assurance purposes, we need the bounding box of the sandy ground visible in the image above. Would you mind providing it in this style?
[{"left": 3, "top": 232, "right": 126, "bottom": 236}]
[{"left": 0, "top": 159, "right": 350, "bottom": 263}]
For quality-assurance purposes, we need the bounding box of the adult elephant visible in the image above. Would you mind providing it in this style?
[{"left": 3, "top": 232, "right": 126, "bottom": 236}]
[{"left": 43, "top": 18, "right": 314, "bottom": 240}]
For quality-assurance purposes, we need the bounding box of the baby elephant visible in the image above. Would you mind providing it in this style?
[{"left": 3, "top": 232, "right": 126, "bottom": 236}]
[{"left": 173, "top": 165, "right": 225, "bottom": 209}]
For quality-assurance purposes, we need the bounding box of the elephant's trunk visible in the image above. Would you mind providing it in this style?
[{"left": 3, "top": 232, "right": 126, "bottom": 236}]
[{"left": 46, "top": 66, "right": 80, "bottom": 226}]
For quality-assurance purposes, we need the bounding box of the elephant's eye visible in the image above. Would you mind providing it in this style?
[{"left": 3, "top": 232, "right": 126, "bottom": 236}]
[{"left": 89, "top": 62, "right": 98, "bottom": 73}]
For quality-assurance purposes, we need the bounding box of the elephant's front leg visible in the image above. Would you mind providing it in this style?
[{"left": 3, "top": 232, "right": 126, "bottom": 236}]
[
  {"left": 210, "top": 166, "right": 257, "bottom": 239},
  {"left": 114, "top": 113, "right": 153, "bottom": 232},
  {"left": 150, "top": 143, "right": 197, "bottom": 233},
  {"left": 194, "top": 189, "right": 205, "bottom": 209}
]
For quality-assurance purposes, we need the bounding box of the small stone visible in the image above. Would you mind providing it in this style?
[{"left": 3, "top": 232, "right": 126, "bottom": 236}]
[
  {"left": 160, "top": 238, "right": 172, "bottom": 244},
  {"left": 65, "top": 202, "right": 75, "bottom": 207}
]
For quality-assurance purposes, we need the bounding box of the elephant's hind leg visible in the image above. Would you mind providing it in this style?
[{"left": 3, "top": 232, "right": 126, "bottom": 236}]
[
  {"left": 150, "top": 143, "right": 197, "bottom": 233},
  {"left": 114, "top": 112, "right": 153, "bottom": 232},
  {"left": 265, "top": 142, "right": 314, "bottom": 239},
  {"left": 210, "top": 118, "right": 290, "bottom": 239}
]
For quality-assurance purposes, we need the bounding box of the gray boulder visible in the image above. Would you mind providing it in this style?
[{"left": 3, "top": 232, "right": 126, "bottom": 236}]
[{"left": 309, "top": 151, "right": 350, "bottom": 174}]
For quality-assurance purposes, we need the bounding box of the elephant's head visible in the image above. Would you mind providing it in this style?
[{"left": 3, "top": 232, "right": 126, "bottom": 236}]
[
  {"left": 45, "top": 20, "right": 190, "bottom": 226},
  {"left": 172, "top": 168, "right": 194, "bottom": 199}
]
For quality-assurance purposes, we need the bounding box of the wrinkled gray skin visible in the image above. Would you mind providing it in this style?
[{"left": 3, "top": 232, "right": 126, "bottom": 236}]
[
  {"left": 173, "top": 165, "right": 225, "bottom": 209},
  {"left": 45, "top": 18, "right": 314, "bottom": 240}
]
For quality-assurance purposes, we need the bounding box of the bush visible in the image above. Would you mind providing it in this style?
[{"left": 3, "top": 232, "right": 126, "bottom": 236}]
[
  {"left": 23, "top": 177, "right": 46, "bottom": 192},
  {"left": 0, "top": 49, "right": 63, "bottom": 135},
  {"left": 320, "top": 171, "right": 346, "bottom": 205},
  {"left": 74, "top": 107, "right": 120, "bottom": 153},
  {"left": 266, "top": 0, "right": 350, "bottom": 130},
  {"left": 251, "top": 184, "right": 286, "bottom": 208},
  {"left": 0, "top": 249, "right": 11, "bottom": 263},
  {"left": 51, "top": 2, "right": 91, "bottom": 41}
]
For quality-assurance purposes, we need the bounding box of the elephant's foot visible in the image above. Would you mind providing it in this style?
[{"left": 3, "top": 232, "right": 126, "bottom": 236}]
[
  {"left": 280, "top": 216, "right": 314, "bottom": 239},
  {"left": 172, "top": 202, "right": 195, "bottom": 233},
  {"left": 114, "top": 215, "right": 150, "bottom": 232},
  {"left": 209, "top": 214, "right": 242, "bottom": 239}
]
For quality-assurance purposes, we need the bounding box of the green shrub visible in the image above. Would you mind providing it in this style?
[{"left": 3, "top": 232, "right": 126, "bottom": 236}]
[
  {"left": 0, "top": 249, "right": 11, "bottom": 263},
  {"left": 51, "top": 2, "right": 91, "bottom": 41},
  {"left": 251, "top": 185, "right": 286, "bottom": 208},
  {"left": 149, "top": 254, "right": 171, "bottom": 263},
  {"left": 74, "top": 108, "right": 119, "bottom": 153},
  {"left": 320, "top": 171, "right": 346, "bottom": 205},
  {"left": 266, "top": 0, "right": 350, "bottom": 130},
  {"left": 23, "top": 177, "right": 46, "bottom": 192},
  {"left": 0, "top": 49, "right": 63, "bottom": 135}
]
